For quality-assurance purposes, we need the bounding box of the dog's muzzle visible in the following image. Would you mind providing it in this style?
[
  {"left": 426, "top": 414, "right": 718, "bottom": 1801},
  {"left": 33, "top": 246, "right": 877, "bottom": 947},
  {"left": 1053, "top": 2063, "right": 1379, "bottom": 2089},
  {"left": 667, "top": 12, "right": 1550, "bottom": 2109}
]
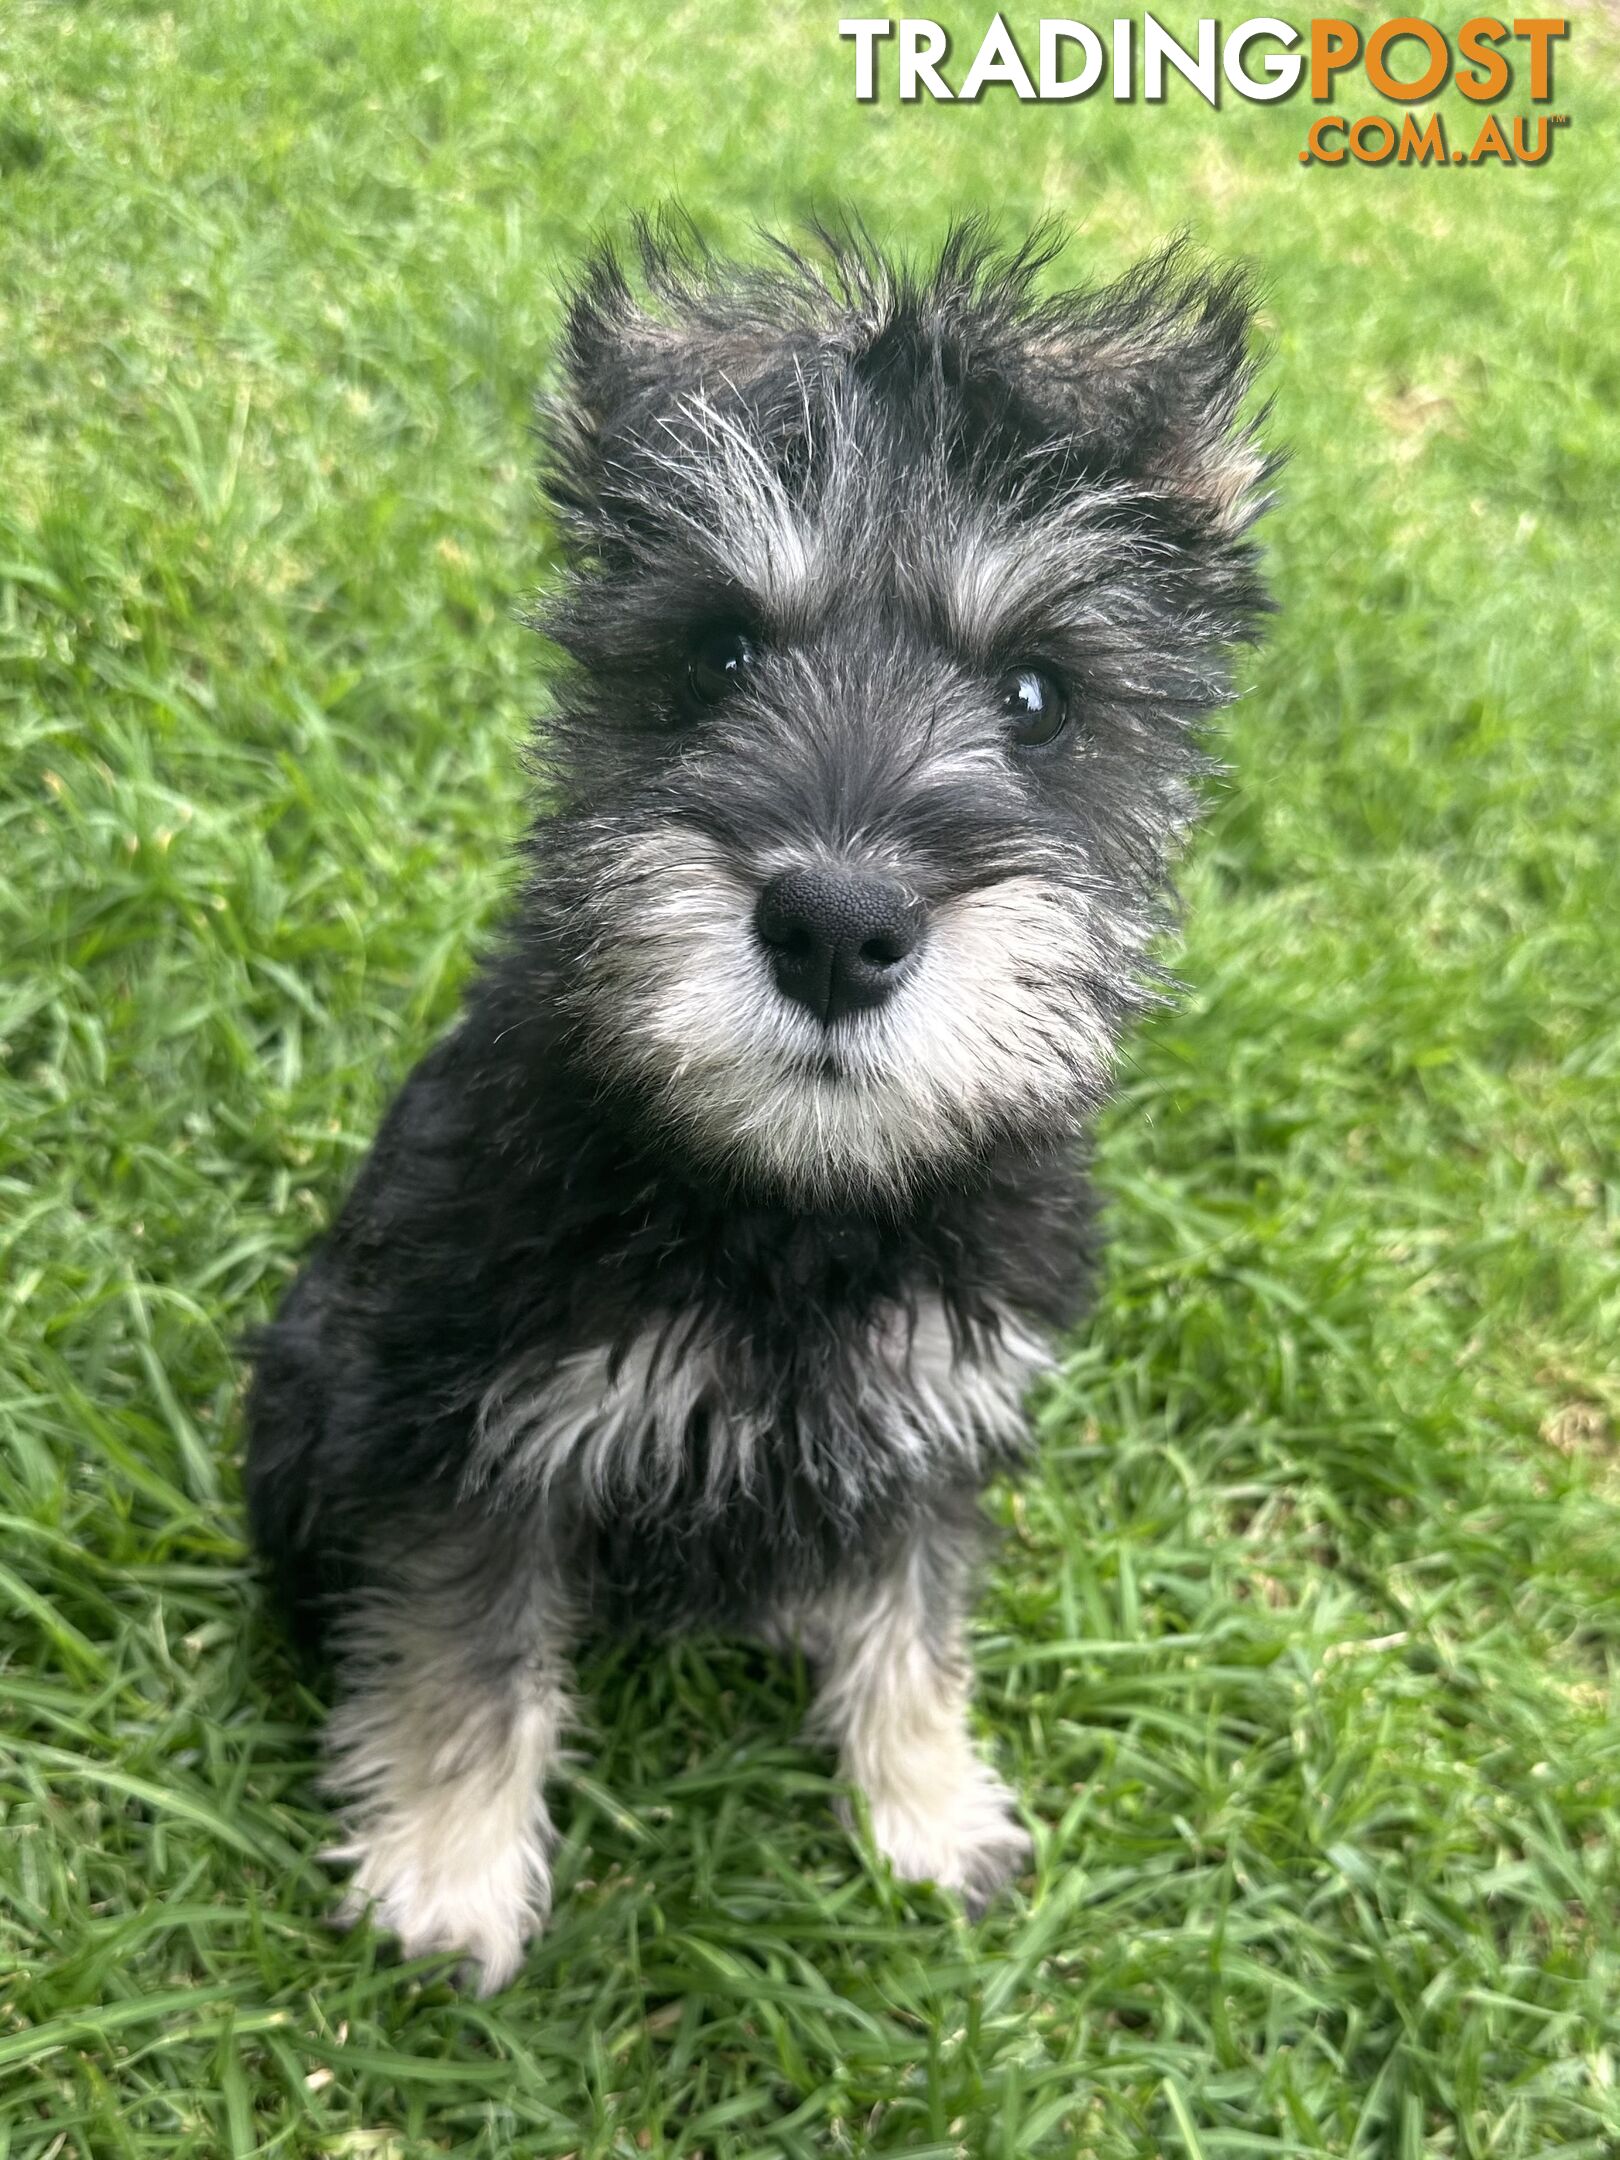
[{"left": 754, "top": 867, "right": 927, "bottom": 1027}]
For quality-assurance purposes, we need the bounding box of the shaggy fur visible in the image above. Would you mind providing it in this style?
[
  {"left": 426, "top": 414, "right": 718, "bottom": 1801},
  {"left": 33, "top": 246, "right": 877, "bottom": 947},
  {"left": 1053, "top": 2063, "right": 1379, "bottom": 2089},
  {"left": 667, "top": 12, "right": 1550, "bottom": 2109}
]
[{"left": 246, "top": 215, "right": 1272, "bottom": 1990}]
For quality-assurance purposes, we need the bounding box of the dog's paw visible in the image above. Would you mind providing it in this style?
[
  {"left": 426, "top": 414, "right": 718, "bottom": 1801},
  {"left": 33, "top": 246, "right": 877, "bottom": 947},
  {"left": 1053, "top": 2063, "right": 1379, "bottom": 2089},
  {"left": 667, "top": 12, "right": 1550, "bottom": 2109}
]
[
  {"left": 330, "top": 1815, "right": 550, "bottom": 1996},
  {"left": 862, "top": 1762, "right": 1033, "bottom": 1914}
]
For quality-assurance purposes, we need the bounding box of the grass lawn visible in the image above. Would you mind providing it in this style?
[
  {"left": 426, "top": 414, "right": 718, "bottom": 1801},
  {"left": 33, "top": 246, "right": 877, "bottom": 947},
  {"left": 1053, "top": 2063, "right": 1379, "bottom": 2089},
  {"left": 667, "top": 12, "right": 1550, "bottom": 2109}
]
[{"left": 3, "top": 2, "right": 1619, "bottom": 2153}]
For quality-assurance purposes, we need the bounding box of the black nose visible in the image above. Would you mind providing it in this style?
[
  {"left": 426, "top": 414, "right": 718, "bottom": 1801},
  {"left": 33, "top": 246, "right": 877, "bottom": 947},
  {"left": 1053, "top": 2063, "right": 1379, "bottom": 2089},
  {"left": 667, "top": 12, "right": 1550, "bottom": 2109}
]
[{"left": 754, "top": 867, "right": 926, "bottom": 1025}]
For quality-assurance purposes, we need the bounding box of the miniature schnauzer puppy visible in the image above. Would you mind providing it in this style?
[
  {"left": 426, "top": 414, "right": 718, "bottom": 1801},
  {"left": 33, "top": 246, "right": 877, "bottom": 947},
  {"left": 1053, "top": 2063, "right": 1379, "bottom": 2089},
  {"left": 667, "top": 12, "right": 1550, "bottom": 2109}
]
[{"left": 246, "top": 219, "right": 1270, "bottom": 1991}]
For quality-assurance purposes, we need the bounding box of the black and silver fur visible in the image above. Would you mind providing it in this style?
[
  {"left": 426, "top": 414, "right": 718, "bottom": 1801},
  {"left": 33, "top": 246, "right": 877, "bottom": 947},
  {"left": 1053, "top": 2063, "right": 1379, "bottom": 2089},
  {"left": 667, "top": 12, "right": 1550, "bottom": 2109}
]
[{"left": 246, "top": 218, "right": 1271, "bottom": 1990}]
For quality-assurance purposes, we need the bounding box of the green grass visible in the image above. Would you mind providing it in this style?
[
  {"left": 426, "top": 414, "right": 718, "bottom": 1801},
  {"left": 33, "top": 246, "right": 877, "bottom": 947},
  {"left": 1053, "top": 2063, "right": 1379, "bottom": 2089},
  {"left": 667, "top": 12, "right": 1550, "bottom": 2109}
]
[{"left": 3, "top": 1, "right": 1618, "bottom": 2152}]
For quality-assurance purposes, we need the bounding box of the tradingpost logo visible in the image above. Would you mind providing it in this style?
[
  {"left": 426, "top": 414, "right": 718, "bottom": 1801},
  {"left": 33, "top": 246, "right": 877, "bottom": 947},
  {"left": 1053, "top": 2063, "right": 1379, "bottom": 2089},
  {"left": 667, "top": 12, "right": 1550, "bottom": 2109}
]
[{"left": 838, "top": 16, "right": 1571, "bottom": 167}]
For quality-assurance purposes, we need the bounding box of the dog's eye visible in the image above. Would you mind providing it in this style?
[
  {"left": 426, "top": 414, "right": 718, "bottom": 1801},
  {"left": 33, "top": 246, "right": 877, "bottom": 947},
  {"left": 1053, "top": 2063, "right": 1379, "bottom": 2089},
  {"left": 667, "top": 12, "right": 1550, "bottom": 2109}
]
[
  {"left": 997, "top": 666, "right": 1068, "bottom": 748},
  {"left": 686, "top": 626, "right": 757, "bottom": 707}
]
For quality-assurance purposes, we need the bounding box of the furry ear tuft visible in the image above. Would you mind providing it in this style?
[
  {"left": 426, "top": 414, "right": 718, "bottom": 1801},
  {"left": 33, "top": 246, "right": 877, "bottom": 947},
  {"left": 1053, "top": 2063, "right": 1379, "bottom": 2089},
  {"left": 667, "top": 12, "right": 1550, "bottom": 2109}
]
[
  {"left": 1017, "top": 242, "right": 1272, "bottom": 541},
  {"left": 539, "top": 214, "right": 707, "bottom": 535},
  {"left": 540, "top": 210, "right": 861, "bottom": 540}
]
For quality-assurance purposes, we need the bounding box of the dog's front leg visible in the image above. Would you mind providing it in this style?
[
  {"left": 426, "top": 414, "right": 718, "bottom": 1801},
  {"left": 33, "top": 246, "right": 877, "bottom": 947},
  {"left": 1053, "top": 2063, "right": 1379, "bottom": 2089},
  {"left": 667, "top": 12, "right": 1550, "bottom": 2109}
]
[
  {"left": 804, "top": 1529, "right": 1032, "bottom": 1912},
  {"left": 323, "top": 1520, "right": 572, "bottom": 1993}
]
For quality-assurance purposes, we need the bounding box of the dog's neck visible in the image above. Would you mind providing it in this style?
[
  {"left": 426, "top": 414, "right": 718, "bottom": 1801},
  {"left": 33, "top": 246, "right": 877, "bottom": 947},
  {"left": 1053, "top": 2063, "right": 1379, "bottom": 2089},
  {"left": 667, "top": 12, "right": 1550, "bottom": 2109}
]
[{"left": 444, "top": 975, "right": 1097, "bottom": 1359}]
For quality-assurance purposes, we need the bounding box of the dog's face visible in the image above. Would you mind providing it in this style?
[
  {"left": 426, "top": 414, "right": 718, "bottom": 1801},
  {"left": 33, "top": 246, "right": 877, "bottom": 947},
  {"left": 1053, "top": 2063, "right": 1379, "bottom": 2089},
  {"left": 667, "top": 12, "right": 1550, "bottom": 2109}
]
[{"left": 531, "top": 224, "right": 1270, "bottom": 1202}]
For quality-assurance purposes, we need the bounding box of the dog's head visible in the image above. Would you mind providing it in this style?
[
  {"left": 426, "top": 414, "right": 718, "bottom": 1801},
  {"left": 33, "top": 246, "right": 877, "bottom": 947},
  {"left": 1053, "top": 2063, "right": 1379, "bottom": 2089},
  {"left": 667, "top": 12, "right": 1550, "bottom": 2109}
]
[{"left": 530, "top": 218, "right": 1272, "bottom": 1202}]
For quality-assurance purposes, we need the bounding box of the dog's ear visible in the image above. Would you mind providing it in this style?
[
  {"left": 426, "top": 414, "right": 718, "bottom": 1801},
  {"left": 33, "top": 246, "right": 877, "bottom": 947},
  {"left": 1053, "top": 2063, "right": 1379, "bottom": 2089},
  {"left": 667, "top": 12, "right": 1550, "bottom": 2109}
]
[
  {"left": 1016, "top": 245, "right": 1270, "bottom": 543},
  {"left": 1106, "top": 254, "right": 1269, "bottom": 543},
  {"left": 542, "top": 215, "right": 752, "bottom": 541},
  {"left": 540, "top": 239, "right": 663, "bottom": 536}
]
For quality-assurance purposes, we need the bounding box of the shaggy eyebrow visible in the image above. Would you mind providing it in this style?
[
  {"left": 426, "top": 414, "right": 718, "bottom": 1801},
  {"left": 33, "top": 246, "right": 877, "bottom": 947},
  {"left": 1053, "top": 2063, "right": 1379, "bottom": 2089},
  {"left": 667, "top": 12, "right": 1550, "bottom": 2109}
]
[
  {"left": 627, "top": 397, "right": 833, "bottom": 627},
  {"left": 926, "top": 489, "right": 1173, "bottom": 662}
]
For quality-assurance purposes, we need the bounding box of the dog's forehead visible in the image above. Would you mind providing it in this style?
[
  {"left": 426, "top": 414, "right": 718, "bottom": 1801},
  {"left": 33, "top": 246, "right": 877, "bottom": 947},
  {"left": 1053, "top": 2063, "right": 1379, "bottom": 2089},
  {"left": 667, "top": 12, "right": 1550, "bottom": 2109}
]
[{"left": 627, "top": 367, "right": 1123, "bottom": 657}]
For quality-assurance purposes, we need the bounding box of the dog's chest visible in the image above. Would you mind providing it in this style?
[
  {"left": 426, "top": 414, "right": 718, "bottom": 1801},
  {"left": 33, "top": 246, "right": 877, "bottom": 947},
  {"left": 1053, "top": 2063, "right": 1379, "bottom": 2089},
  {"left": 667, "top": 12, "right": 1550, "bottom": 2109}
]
[{"left": 471, "top": 1295, "right": 1051, "bottom": 1626}]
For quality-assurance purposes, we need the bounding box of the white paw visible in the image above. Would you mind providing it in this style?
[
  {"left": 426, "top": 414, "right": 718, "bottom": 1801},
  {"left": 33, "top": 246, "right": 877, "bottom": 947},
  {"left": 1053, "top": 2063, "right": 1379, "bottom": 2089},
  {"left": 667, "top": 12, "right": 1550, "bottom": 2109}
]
[
  {"left": 863, "top": 1762, "right": 1033, "bottom": 1914},
  {"left": 331, "top": 1810, "right": 550, "bottom": 1995}
]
